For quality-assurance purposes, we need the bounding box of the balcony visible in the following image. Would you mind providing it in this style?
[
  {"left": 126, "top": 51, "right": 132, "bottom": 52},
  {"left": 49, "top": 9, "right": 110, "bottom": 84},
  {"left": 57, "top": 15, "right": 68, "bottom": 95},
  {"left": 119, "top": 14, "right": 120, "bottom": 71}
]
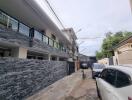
[{"left": 0, "top": 11, "right": 69, "bottom": 58}]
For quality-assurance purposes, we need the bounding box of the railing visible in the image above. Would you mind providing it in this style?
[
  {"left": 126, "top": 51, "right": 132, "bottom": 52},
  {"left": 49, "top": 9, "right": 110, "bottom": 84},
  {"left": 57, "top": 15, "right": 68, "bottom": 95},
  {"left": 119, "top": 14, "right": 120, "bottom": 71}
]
[
  {"left": 43, "top": 35, "right": 65, "bottom": 51},
  {"left": 0, "top": 12, "right": 8, "bottom": 26},
  {"left": 0, "top": 10, "right": 68, "bottom": 53}
]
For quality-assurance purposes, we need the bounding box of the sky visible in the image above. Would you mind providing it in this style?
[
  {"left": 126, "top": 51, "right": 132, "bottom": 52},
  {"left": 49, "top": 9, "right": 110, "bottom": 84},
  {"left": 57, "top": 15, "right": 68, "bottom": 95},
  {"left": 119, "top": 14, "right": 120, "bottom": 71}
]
[{"left": 34, "top": 0, "right": 132, "bottom": 56}]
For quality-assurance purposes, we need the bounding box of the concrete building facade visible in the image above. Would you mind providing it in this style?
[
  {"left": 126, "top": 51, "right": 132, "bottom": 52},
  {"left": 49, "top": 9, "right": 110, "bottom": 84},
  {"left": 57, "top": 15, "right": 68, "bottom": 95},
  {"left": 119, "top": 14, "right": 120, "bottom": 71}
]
[
  {"left": 0, "top": 0, "right": 79, "bottom": 99},
  {"left": 114, "top": 36, "right": 132, "bottom": 65},
  {"left": 0, "top": 0, "right": 76, "bottom": 61},
  {"left": 62, "top": 28, "right": 79, "bottom": 70}
]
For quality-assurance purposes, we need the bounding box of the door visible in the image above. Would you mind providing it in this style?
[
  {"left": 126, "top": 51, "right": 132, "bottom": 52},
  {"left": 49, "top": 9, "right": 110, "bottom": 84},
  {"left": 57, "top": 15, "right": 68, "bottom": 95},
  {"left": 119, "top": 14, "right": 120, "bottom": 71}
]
[
  {"left": 96, "top": 69, "right": 108, "bottom": 100},
  {"left": 115, "top": 70, "right": 132, "bottom": 100},
  {"left": 67, "top": 61, "right": 75, "bottom": 75},
  {"left": 97, "top": 69, "right": 119, "bottom": 100}
]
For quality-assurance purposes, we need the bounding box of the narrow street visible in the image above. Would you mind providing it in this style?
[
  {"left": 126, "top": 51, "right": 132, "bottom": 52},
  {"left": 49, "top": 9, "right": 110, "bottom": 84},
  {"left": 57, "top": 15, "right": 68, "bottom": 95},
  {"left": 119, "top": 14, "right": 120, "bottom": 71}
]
[{"left": 27, "top": 69, "right": 99, "bottom": 100}]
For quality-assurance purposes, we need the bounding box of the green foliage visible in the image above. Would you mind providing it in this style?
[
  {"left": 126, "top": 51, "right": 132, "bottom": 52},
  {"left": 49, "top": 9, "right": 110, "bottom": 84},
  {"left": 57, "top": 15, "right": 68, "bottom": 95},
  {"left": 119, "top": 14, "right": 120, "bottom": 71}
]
[
  {"left": 96, "top": 51, "right": 103, "bottom": 60},
  {"left": 96, "top": 31, "right": 132, "bottom": 59}
]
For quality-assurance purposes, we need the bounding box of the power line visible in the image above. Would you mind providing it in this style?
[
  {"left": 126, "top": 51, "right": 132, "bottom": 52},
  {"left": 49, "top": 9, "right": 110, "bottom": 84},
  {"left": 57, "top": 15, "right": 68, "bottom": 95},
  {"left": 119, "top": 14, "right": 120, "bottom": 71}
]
[
  {"left": 45, "top": 0, "right": 65, "bottom": 29},
  {"left": 78, "top": 37, "right": 104, "bottom": 39}
]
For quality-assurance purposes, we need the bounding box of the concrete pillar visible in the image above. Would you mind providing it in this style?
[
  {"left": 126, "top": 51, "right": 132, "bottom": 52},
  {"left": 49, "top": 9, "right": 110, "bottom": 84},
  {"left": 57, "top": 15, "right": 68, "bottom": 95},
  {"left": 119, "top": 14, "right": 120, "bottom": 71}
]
[
  {"left": 48, "top": 54, "right": 51, "bottom": 61},
  {"left": 11, "top": 47, "right": 27, "bottom": 58},
  {"left": 18, "top": 48, "right": 27, "bottom": 58},
  {"left": 114, "top": 50, "right": 119, "bottom": 65},
  {"left": 57, "top": 57, "right": 59, "bottom": 61}
]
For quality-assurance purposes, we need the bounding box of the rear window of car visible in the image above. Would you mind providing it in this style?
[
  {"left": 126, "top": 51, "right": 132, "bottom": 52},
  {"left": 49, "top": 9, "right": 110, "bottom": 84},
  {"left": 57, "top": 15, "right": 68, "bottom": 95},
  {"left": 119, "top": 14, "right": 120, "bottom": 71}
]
[
  {"left": 115, "top": 70, "right": 131, "bottom": 88},
  {"left": 100, "top": 68, "right": 132, "bottom": 88},
  {"left": 100, "top": 69, "right": 116, "bottom": 86},
  {"left": 93, "top": 64, "right": 105, "bottom": 69}
]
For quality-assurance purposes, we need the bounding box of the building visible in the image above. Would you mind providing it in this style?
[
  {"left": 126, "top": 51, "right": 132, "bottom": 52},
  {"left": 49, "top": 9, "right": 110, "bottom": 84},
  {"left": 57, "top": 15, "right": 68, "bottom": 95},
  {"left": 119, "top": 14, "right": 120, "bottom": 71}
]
[
  {"left": 0, "top": 0, "right": 73, "bottom": 61},
  {"left": 79, "top": 54, "right": 96, "bottom": 68},
  {"left": 98, "top": 58, "right": 109, "bottom": 65},
  {"left": 62, "top": 28, "right": 79, "bottom": 71},
  {"left": 79, "top": 54, "right": 90, "bottom": 62},
  {"left": 62, "top": 28, "right": 78, "bottom": 61},
  {"left": 0, "top": 0, "right": 80, "bottom": 99},
  {"left": 114, "top": 36, "right": 132, "bottom": 65}
]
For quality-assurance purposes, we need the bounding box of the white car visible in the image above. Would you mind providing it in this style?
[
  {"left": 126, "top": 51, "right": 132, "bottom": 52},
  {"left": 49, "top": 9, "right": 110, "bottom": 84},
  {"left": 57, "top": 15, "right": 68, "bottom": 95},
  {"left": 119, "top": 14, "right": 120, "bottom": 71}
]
[
  {"left": 96, "top": 65, "right": 132, "bottom": 100},
  {"left": 92, "top": 63, "right": 105, "bottom": 79}
]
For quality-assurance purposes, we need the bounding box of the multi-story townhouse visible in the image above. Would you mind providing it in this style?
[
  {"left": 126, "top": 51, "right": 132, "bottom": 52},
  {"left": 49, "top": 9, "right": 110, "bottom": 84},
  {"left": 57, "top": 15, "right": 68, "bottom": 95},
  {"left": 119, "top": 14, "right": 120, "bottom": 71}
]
[
  {"left": 0, "top": 1, "right": 80, "bottom": 99},
  {"left": 62, "top": 28, "right": 79, "bottom": 71},
  {"left": 0, "top": 0, "right": 72, "bottom": 61}
]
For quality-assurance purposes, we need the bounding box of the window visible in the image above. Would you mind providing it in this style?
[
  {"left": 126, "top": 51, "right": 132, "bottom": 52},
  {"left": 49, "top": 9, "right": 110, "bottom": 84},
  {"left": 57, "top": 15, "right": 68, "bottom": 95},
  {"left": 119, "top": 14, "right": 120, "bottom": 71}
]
[
  {"left": 100, "top": 69, "right": 116, "bottom": 86},
  {"left": 100, "top": 69, "right": 108, "bottom": 79},
  {"left": 8, "top": 17, "right": 18, "bottom": 31},
  {"left": 43, "top": 35, "right": 49, "bottom": 44},
  {"left": 54, "top": 41, "right": 58, "bottom": 48},
  {"left": 51, "top": 34, "right": 56, "bottom": 40},
  {"left": 115, "top": 71, "right": 131, "bottom": 88},
  {"left": 49, "top": 38, "right": 53, "bottom": 46},
  {"left": 0, "top": 11, "right": 8, "bottom": 27},
  {"left": 19, "top": 23, "right": 29, "bottom": 36},
  {"left": 93, "top": 64, "right": 105, "bottom": 69},
  {"left": 34, "top": 31, "right": 42, "bottom": 41}
]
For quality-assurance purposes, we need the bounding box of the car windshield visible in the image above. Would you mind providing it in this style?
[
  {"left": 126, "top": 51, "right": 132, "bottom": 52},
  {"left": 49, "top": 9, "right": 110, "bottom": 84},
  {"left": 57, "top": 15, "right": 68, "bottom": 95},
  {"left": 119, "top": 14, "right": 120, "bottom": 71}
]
[{"left": 93, "top": 64, "right": 104, "bottom": 69}]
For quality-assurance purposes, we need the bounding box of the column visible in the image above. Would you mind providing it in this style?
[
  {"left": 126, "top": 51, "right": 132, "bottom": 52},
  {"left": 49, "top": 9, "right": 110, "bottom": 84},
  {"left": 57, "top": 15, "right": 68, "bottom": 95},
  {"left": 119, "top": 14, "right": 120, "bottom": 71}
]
[
  {"left": 11, "top": 47, "right": 27, "bottom": 58},
  {"left": 48, "top": 54, "right": 51, "bottom": 61},
  {"left": 57, "top": 57, "right": 59, "bottom": 61}
]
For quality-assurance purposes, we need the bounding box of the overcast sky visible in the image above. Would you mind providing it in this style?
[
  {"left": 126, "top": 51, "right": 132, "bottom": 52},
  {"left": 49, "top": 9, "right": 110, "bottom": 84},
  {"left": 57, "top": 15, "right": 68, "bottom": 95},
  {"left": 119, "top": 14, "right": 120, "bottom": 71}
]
[{"left": 35, "top": 0, "right": 132, "bottom": 56}]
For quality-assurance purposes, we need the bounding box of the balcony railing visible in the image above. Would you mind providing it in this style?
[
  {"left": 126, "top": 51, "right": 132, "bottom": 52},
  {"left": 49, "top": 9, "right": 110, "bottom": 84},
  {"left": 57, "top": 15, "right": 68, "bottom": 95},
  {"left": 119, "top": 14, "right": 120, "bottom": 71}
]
[
  {"left": 0, "top": 12, "right": 8, "bottom": 26},
  {"left": 0, "top": 10, "right": 68, "bottom": 53}
]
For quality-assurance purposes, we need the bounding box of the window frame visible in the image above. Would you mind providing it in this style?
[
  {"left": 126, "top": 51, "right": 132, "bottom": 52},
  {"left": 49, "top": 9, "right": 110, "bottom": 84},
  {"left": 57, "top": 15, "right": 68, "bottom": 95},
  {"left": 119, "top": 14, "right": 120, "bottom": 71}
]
[
  {"left": 100, "top": 68, "right": 116, "bottom": 86},
  {"left": 115, "top": 70, "right": 132, "bottom": 88},
  {"left": 34, "top": 30, "right": 43, "bottom": 41},
  {"left": 100, "top": 68, "right": 132, "bottom": 88}
]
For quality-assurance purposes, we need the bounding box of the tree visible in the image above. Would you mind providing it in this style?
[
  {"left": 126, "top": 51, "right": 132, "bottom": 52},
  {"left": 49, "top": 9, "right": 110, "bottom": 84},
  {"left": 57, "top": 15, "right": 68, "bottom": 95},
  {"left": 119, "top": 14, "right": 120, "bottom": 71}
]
[
  {"left": 96, "top": 31, "right": 132, "bottom": 59},
  {"left": 96, "top": 51, "right": 103, "bottom": 60}
]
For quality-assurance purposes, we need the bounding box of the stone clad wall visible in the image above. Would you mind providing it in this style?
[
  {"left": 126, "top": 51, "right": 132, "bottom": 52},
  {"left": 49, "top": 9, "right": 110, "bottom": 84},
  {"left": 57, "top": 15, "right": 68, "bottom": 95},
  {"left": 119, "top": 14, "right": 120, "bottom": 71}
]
[{"left": 0, "top": 58, "right": 68, "bottom": 100}]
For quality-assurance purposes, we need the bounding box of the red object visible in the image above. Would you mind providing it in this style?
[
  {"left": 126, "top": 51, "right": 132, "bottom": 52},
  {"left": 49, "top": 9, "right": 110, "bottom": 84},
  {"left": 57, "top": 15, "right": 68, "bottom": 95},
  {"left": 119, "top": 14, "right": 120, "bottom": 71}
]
[{"left": 128, "top": 97, "right": 132, "bottom": 100}]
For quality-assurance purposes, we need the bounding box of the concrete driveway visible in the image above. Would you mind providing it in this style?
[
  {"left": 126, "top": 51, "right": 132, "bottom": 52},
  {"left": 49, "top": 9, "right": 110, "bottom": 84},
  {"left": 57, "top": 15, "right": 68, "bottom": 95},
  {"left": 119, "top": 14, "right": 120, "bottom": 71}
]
[{"left": 27, "top": 69, "right": 99, "bottom": 100}]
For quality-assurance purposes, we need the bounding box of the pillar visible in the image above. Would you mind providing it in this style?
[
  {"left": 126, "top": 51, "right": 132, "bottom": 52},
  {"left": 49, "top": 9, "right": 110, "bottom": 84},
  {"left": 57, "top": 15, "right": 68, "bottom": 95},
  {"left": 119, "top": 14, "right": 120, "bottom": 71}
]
[
  {"left": 48, "top": 54, "right": 51, "bottom": 61},
  {"left": 11, "top": 47, "right": 27, "bottom": 58},
  {"left": 57, "top": 57, "right": 59, "bottom": 61}
]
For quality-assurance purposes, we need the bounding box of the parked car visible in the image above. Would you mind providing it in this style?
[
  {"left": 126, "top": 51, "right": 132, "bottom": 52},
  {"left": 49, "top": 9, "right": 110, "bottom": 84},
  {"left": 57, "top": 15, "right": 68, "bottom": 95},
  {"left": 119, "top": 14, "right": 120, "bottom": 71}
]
[
  {"left": 96, "top": 66, "right": 132, "bottom": 100},
  {"left": 92, "top": 63, "right": 105, "bottom": 79},
  {"left": 80, "top": 62, "right": 88, "bottom": 69}
]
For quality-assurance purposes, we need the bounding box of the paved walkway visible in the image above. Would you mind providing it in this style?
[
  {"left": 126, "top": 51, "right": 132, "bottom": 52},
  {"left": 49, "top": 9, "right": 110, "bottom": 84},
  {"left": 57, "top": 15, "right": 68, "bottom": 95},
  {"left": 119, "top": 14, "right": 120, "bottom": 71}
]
[{"left": 27, "top": 69, "right": 99, "bottom": 100}]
